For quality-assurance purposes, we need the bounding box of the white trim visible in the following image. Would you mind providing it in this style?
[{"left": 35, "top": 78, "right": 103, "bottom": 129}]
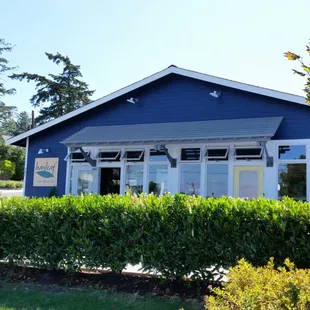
[
  {"left": 6, "top": 66, "right": 306, "bottom": 146},
  {"left": 22, "top": 137, "right": 29, "bottom": 196},
  {"left": 65, "top": 147, "right": 71, "bottom": 194}
]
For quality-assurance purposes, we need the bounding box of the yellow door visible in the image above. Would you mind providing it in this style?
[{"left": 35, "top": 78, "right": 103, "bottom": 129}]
[{"left": 234, "top": 166, "right": 264, "bottom": 198}]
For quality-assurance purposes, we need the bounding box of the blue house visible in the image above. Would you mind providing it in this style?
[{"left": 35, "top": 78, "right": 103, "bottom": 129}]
[{"left": 7, "top": 65, "right": 309, "bottom": 200}]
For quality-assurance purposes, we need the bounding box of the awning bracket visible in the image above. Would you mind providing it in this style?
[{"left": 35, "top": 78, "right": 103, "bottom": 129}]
[
  {"left": 78, "top": 147, "right": 96, "bottom": 167},
  {"left": 155, "top": 144, "right": 177, "bottom": 168},
  {"left": 260, "top": 142, "right": 273, "bottom": 167}
]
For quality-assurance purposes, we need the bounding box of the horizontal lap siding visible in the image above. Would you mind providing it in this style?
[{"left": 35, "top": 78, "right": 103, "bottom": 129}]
[{"left": 25, "top": 74, "right": 310, "bottom": 197}]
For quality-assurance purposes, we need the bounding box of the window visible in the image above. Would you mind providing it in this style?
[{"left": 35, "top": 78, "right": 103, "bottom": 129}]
[
  {"left": 123, "top": 150, "right": 144, "bottom": 162},
  {"left": 149, "top": 149, "right": 168, "bottom": 162},
  {"left": 180, "top": 164, "right": 201, "bottom": 195},
  {"left": 181, "top": 148, "right": 201, "bottom": 161},
  {"left": 234, "top": 147, "right": 263, "bottom": 160},
  {"left": 125, "top": 165, "right": 144, "bottom": 194},
  {"left": 77, "top": 170, "right": 94, "bottom": 195},
  {"left": 278, "top": 163, "right": 306, "bottom": 201},
  {"left": 97, "top": 150, "right": 121, "bottom": 162},
  {"left": 206, "top": 147, "right": 229, "bottom": 161},
  {"left": 278, "top": 144, "right": 307, "bottom": 201},
  {"left": 278, "top": 145, "right": 306, "bottom": 160},
  {"left": 206, "top": 164, "right": 228, "bottom": 197},
  {"left": 148, "top": 165, "right": 168, "bottom": 195},
  {"left": 65, "top": 150, "right": 91, "bottom": 163}
]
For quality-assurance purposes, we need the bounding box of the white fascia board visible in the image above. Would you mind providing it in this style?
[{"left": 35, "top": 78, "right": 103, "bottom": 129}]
[{"left": 6, "top": 66, "right": 306, "bottom": 146}]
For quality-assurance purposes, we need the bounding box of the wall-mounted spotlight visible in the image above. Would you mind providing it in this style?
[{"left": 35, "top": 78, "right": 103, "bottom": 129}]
[
  {"left": 209, "top": 90, "right": 222, "bottom": 98},
  {"left": 126, "top": 97, "right": 138, "bottom": 104},
  {"left": 38, "top": 148, "right": 49, "bottom": 155}
]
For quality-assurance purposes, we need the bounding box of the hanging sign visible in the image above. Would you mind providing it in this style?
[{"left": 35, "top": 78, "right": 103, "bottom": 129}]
[{"left": 33, "top": 158, "right": 59, "bottom": 187}]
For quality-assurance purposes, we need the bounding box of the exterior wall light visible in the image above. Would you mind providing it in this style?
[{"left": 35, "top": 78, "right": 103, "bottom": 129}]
[{"left": 38, "top": 148, "right": 49, "bottom": 155}]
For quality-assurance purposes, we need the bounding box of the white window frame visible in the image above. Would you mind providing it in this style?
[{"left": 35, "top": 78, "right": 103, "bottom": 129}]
[
  {"left": 96, "top": 150, "right": 121, "bottom": 161},
  {"left": 234, "top": 147, "right": 263, "bottom": 160},
  {"left": 123, "top": 149, "right": 145, "bottom": 162},
  {"left": 179, "top": 147, "right": 201, "bottom": 162},
  {"left": 64, "top": 150, "right": 91, "bottom": 162},
  {"left": 205, "top": 147, "right": 229, "bottom": 161}
]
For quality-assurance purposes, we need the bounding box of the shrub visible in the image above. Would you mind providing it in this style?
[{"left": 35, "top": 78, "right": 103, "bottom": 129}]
[
  {"left": 0, "top": 195, "right": 310, "bottom": 278},
  {"left": 0, "top": 180, "right": 23, "bottom": 189},
  {"left": 205, "top": 258, "right": 310, "bottom": 309},
  {"left": 0, "top": 160, "right": 15, "bottom": 180}
]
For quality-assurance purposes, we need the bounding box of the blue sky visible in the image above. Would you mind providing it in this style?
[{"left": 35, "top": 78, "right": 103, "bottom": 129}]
[{"left": 1, "top": 0, "right": 310, "bottom": 114}]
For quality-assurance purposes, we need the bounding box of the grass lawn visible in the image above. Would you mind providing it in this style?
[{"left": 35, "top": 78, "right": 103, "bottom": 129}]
[{"left": 0, "top": 281, "right": 202, "bottom": 310}]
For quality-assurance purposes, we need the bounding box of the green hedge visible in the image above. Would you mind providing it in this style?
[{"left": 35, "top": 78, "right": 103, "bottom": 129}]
[
  {"left": 0, "top": 194, "right": 310, "bottom": 280},
  {"left": 0, "top": 180, "right": 23, "bottom": 189}
]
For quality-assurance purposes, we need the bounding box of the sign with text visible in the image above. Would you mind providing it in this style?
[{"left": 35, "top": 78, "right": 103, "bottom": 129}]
[{"left": 33, "top": 158, "right": 59, "bottom": 187}]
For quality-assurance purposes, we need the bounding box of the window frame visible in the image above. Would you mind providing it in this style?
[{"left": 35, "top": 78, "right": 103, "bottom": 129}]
[
  {"left": 64, "top": 150, "right": 91, "bottom": 163},
  {"left": 180, "top": 147, "right": 201, "bottom": 162},
  {"left": 123, "top": 149, "right": 145, "bottom": 162},
  {"left": 205, "top": 147, "right": 229, "bottom": 161},
  {"left": 96, "top": 150, "right": 121, "bottom": 162},
  {"left": 234, "top": 147, "right": 263, "bottom": 160}
]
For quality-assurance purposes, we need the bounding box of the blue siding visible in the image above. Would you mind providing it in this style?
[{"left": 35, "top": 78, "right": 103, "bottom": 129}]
[{"left": 26, "top": 74, "right": 310, "bottom": 197}]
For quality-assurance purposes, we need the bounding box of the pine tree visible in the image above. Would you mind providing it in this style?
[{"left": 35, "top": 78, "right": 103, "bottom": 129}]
[
  {"left": 11, "top": 52, "right": 95, "bottom": 125},
  {"left": 0, "top": 39, "right": 16, "bottom": 127}
]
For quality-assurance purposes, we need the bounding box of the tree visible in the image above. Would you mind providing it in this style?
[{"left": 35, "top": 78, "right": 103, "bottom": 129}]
[
  {"left": 0, "top": 160, "right": 15, "bottom": 180},
  {"left": 0, "top": 136, "right": 25, "bottom": 180},
  {"left": 11, "top": 52, "right": 95, "bottom": 125},
  {"left": 284, "top": 41, "right": 310, "bottom": 104},
  {"left": 0, "top": 39, "right": 16, "bottom": 128}
]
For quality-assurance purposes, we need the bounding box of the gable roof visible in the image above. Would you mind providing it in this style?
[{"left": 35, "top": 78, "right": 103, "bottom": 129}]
[{"left": 6, "top": 65, "right": 306, "bottom": 146}]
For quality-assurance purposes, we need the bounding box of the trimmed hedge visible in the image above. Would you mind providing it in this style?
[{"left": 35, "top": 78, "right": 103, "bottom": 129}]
[
  {"left": 0, "top": 180, "right": 23, "bottom": 189},
  {"left": 0, "top": 194, "right": 310, "bottom": 279}
]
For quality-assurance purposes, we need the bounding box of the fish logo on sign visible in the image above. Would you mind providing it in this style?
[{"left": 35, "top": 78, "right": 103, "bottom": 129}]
[{"left": 33, "top": 158, "right": 59, "bottom": 187}]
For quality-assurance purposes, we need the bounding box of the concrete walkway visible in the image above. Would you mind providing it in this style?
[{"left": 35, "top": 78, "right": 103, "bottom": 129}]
[{"left": 0, "top": 189, "right": 23, "bottom": 197}]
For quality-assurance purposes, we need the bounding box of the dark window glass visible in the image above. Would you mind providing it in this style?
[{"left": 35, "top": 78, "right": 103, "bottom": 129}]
[
  {"left": 71, "top": 152, "right": 90, "bottom": 162},
  {"left": 278, "top": 145, "right": 306, "bottom": 160},
  {"left": 206, "top": 148, "right": 228, "bottom": 161},
  {"left": 278, "top": 163, "right": 306, "bottom": 201},
  {"left": 124, "top": 150, "right": 144, "bottom": 162},
  {"left": 98, "top": 151, "right": 120, "bottom": 162},
  {"left": 181, "top": 148, "right": 201, "bottom": 161},
  {"left": 235, "top": 148, "right": 262, "bottom": 160}
]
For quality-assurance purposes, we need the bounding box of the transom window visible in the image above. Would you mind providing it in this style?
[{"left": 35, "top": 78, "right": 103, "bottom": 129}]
[
  {"left": 97, "top": 150, "right": 121, "bottom": 162},
  {"left": 149, "top": 149, "right": 168, "bottom": 162},
  {"left": 234, "top": 147, "right": 263, "bottom": 160},
  {"left": 181, "top": 148, "right": 201, "bottom": 161},
  {"left": 65, "top": 150, "right": 91, "bottom": 163},
  {"left": 206, "top": 147, "right": 229, "bottom": 161},
  {"left": 123, "top": 150, "right": 144, "bottom": 162},
  {"left": 278, "top": 145, "right": 306, "bottom": 160}
]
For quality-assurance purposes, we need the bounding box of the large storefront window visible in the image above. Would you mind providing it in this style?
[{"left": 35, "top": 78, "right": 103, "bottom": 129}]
[
  {"left": 180, "top": 164, "right": 201, "bottom": 195},
  {"left": 125, "top": 165, "right": 144, "bottom": 194},
  {"left": 278, "top": 145, "right": 307, "bottom": 201},
  {"left": 278, "top": 163, "right": 306, "bottom": 201},
  {"left": 148, "top": 165, "right": 168, "bottom": 195},
  {"left": 206, "top": 164, "right": 228, "bottom": 197}
]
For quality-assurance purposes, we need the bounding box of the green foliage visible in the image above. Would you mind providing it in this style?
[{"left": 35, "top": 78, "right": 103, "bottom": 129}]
[
  {"left": 0, "top": 138, "right": 25, "bottom": 181},
  {"left": 284, "top": 42, "right": 310, "bottom": 105},
  {"left": 0, "top": 160, "right": 15, "bottom": 180},
  {"left": 0, "top": 180, "right": 23, "bottom": 189},
  {"left": 10, "top": 52, "right": 95, "bottom": 125},
  {"left": 206, "top": 258, "right": 310, "bottom": 309},
  {"left": 1, "top": 195, "right": 310, "bottom": 279},
  {"left": 0, "top": 39, "right": 16, "bottom": 129}
]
